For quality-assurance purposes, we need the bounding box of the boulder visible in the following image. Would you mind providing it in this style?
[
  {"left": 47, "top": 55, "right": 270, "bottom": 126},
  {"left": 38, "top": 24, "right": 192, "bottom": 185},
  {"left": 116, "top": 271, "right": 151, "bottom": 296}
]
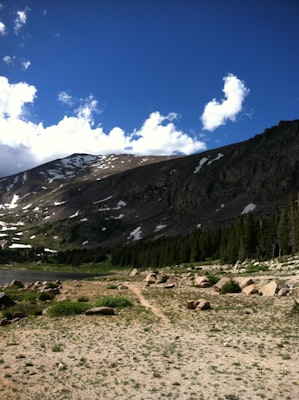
[
  {"left": 235, "top": 277, "right": 255, "bottom": 290},
  {"left": 10, "top": 279, "right": 24, "bottom": 288},
  {"left": 130, "top": 268, "right": 139, "bottom": 276},
  {"left": 278, "top": 287, "right": 289, "bottom": 296},
  {"left": 259, "top": 280, "right": 279, "bottom": 296},
  {"left": 85, "top": 307, "right": 115, "bottom": 316},
  {"left": 242, "top": 284, "right": 258, "bottom": 295},
  {"left": 145, "top": 273, "right": 157, "bottom": 285},
  {"left": 0, "top": 292, "right": 16, "bottom": 308},
  {"left": 193, "top": 276, "right": 212, "bottom": 288},
  {"left": 0, "top": 318, "right": 12, "bottom": 326},
  {"left": 162, "top": 283, "right": 175, "bottom": 289},
  {"left": 118, "top": 284, "right": 128, "bottom": 290},
  {"left": 196, "top": 299, "right": 211, "bottom": 311},
  {"left": 214, "top": 277, "right": 231, "bottom": 292},
  {"left": 186, "top": 300, "right": 198, "bottom": 309}
]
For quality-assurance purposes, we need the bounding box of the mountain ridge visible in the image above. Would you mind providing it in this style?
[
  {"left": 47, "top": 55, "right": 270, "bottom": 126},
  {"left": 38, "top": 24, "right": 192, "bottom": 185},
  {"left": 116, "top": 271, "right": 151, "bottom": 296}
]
[{"left": 0, "top": 119, "right": 298, "bottom": 250}]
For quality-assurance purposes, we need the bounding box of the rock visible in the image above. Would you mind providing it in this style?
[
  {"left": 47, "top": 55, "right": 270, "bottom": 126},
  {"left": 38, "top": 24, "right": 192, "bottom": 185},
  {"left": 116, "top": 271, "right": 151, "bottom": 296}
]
[
  {"left": 145, "top": 273, "right": 157, "bottom": 285},
  {"left": 85, "top": 307, "right": 115, "bottom": 316},
  {"left": 118, "top": 284, "right": 128, "bottom": 290},
  {"left": 42, "top": 288, "right": 60, "bottom": 296},
  {"left": 242, "top": 284, "right": 258, "bottom": 295},
  {"left": 130, "top": 268, "right": 139, "bottom": 276},
  {"left": 186, "top": 300, "right": 198, "bottom": 309},
  {"left": 196, "top": 299, "right": 211, "bottom": 311},
  {"left": 0, "top": 318, "right": 12, "bottom": 326},
  {"left": 162, "top": 283, "right": 175, "bottom": 289},
  {"left": 0, "top": 292, "right": 16, "bottom": 308},
  {"left": 193, "top": 276, "right": 212, "bottom": 288},
  {"left": 235, "top": 277, "right": 254, "bottom": 290},
  {"left": 10, "top": 279, "right": 24, "bottom": 288},
  {"left": 278, "top": 287, "right": 289, "bottom": 296},
  {"left": 214, "top": 277, "right": 231, "bottom": 292},
  {"left": 259, "top": 280, "right": 279, "bottom": 296}
]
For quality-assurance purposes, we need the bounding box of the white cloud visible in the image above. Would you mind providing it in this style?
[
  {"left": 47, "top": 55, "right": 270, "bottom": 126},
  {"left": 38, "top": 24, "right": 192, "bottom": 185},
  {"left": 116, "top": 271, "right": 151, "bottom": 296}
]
[
  {"left": 0, "top": 76, "right": 36, "bottom": 119},
  {"left": 22, "top": 60, "right": 31, "bottom": 70},
  {"left": 14, "top": 9, "right": 29, "bottom": 34},
  {"left": 0, "top": 21, "right": 5, "bottom": 35},
  {"left": 0, "top": 76, "right": 206, "bottom": 177},
  {"left": 58, "top": 91, "right": 73, "bottom": 106},
  {"left": 3, "top": 55, "right": 14, "bottom": 65},
  {"left": 201, "top": 73, "right": 249, "bottom": 131}
]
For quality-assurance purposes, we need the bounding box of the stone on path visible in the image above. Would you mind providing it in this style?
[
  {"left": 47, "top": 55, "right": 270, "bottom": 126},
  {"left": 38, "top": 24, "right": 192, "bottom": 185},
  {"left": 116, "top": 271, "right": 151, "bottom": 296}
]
[{"left": 85, "top": 307, "right": 115, "bottom": 316}]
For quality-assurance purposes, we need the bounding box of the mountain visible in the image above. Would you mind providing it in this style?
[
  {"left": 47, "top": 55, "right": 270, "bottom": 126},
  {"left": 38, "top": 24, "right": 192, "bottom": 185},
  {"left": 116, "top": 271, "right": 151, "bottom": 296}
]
[{"left": 0, "top": 120, "right": 298, "bottom": 251}]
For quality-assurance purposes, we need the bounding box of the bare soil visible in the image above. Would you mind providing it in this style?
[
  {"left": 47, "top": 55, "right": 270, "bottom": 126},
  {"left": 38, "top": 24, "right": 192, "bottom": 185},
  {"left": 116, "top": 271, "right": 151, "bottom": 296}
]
[{"left": 0, "top": 268, "right": 298, "bottom": 400}]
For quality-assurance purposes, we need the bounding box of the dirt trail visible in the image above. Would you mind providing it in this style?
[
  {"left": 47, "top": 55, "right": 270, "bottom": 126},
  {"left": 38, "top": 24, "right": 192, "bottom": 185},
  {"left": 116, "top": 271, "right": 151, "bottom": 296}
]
[{"left": 128, "top": 284, "right": 169, "bottom": 323}]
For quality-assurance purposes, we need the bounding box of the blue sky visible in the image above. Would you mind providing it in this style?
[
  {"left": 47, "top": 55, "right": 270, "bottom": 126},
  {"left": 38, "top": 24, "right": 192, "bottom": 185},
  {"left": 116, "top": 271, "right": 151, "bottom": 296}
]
[{"left": 0, "top": 0, "right": 298, "bottom": 177}]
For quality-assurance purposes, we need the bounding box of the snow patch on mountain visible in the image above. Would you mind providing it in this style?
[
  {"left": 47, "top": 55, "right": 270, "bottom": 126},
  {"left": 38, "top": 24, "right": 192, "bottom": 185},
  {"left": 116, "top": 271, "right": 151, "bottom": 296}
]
[{"left": 241, "top": 203, "right": 256, "bottom": 214}]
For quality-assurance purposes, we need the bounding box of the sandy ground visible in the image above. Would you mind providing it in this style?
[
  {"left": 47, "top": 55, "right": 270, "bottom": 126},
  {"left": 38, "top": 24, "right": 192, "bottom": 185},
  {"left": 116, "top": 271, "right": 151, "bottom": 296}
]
[{"left": 0, "top": 271, "right": 298, "bottom": 400}]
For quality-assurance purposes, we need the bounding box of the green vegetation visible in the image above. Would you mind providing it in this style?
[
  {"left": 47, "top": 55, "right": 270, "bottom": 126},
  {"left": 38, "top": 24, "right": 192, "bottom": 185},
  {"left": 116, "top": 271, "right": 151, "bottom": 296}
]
[
  {"left": 290, "top": 300, "right": 299, "bottom": 315},
  {"left": 220, "top": 280, "right": 241, "bottom": 295},
  {"left": 47, "top": 301, "right": 91, "bottom": 317},
  {"left": 94, "top": 296, "right": 133, "bottom": 308},
  {"left": 38, "top": 292, "right": 55, "bottom": 301},
  {"left": 206, "top": 273, "right": 220, "bottom": 285}
]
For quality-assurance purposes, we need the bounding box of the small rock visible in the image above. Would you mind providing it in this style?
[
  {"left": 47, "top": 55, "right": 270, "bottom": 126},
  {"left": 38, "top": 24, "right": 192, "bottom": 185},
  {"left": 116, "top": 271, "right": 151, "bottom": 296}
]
[
  {"left": 196, "top": 299, "right": 211, "bottom": 311},
  {"left": 130, "top": 268, "right": 139, "bottom": 276},
  {"left": 235, "top": 277, "right": 255, "bottom": 290},
  {"left": 118, "top": 284, "right": 128, "bottom": 290},
  {"left": 278, "top": 287, "right": 289, "bottom": 296},
  {"left": 85, "top": 307, "right": 115, "bottom": 316},
  {"left": 186, "top": 300, "right": 198, "bottom": 309},
  {"left": 0, "top": 318, "right": 12, "bottom": 326},
  {"left": 162, "top": 283, "right": 175, "bottom": 289}
]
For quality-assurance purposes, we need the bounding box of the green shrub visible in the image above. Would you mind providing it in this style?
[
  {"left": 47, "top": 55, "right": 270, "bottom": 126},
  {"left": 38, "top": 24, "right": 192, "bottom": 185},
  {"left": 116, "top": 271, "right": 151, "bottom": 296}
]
[
  {"left": 245, "top": 264, "right": 269, "bottom": 273},
  {"left": 39, "top": 292, "right": 55, "bottom": 301},
  {"left": 47, "top": 301, "right": 91, "bottom": 317},
  {"left": 220, "top": 280, "right": 241, "bottom": 294},
  {"left": 77, "top": 296, "right": 89, "bottom": 302},
  {"left": 95, "top": 296, "right": 133, "bottom": 308},
  {"left": 21, "top": 292, "right": 39, "bottom": 302},
  {"left": 206, "top": 273, "right": 220, "bottom": 285},
  {"left": 106, "top": 284, "right": 118, "bottom": 290}
]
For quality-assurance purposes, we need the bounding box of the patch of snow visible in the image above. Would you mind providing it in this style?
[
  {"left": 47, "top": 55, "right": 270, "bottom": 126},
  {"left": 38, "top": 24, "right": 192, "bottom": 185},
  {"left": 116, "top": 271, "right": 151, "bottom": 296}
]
[
  {"left": 16, "top": 232, "right": 23, "bottom": 236},
  {"left": 80, "top": 218, "right": 88, "bottom": 222},
  {"left": 22, "top": 203, "right": 32, "bottom": 210},
  {"left": 194, "top": 157, "right": 209, "bottom": 174},
  {"left": 54, "top": 200, "right": 66, "bottom": 206},
  {"left": 101, "top": 227, "right": 107, "bottom": 231},
  {"left": 9, "top": 243, "right": 32, "bottom": 249},
  {"left": 197, "top": 224, "right": 202, "bottom": 229},
  {"left": 93, "top": 196, "right": 112, "bottom": 204},
  {"left": 5, "top": 194, "right": 19, "bottom": 209},
  {"left": 116, "top": 200, "right": 126, "bottom": 208},
  {"left": 155, "top": 224, "right": 167, "bottom": 232},
  {"left": 44, "top": 248, "right": 57, "bottom": 253},
  {"left": 22, "top": 172, "right": 28, "bottom": 183},
  {"left": 82, "top": 240, "right": 89, "bottom": 246},
  {"left": 69, "top": 210, "right": 79, "bottom": 218},
  {"left": 128, "top": 226, "right": 142, "bottom": 241},
  {"left": 0, "top": 233, "right": 8, "bottom": 237},
  {"left": 241, "top": 203, "right": 256, "bottom": 214},
  {"left": 30, "top": 235, "right": 36, "bottom": 239},
  {"left": 207, "top": 153, "right": 224, "bottom": 165},
  {"left": 33, "top": 207, "right": 40, "bottom": 212}
]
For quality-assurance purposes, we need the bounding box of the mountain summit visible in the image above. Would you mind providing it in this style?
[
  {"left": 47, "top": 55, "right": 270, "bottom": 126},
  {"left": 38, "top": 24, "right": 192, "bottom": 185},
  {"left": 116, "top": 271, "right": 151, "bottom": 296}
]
[{"left": 0, "top": 120, "right": 298, "bottom": 250}]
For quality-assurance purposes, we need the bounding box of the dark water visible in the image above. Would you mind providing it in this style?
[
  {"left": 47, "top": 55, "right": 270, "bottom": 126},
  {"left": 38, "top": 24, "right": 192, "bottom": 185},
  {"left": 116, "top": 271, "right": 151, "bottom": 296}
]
[{"left": 0, "top": 269, "right": 101, "bottom": 285}]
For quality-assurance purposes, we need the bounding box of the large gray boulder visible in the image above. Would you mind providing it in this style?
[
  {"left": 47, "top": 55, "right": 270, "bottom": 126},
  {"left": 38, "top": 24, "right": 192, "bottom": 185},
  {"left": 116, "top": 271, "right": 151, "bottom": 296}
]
[{"left": 0, "top": 292, "right": 16, "bottom": 308}]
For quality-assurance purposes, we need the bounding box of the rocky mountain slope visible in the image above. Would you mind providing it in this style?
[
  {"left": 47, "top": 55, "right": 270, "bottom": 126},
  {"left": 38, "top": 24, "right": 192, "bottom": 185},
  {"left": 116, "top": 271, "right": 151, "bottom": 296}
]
[{"left": 0, "top": 120, "right": 298, "bottom": 250}]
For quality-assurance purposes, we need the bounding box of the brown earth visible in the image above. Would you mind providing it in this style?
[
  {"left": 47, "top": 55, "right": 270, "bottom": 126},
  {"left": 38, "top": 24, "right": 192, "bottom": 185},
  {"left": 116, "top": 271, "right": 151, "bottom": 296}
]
[{"left": 0, "top": 267, "right": 298, "bottom": 400}]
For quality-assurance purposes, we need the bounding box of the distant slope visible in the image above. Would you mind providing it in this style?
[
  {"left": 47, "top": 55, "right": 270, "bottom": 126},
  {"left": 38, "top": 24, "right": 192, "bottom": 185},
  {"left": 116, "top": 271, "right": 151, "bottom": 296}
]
[{"left": 0, "top": 120, "right": 298, "bottom": 250}]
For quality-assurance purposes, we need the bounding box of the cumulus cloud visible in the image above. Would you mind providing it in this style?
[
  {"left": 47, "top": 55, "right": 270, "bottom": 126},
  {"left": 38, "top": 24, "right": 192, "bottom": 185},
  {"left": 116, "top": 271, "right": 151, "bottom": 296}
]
[
  {"left": 201, "top": 73, "right": 249, "bottom": 131},
  {"left": 0, "top": 76, "right": 206, "bottom": 177},
  {"left": 14, "top": 9, "right": 29, "bottom": 34},
  {"left": 0, "top": 21, "right": 5, "bottom": 35}
]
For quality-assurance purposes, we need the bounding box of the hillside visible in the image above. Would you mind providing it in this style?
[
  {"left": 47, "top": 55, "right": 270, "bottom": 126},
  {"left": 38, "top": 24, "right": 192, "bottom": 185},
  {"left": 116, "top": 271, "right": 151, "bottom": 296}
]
[{"left": 0, "top": 120, "right": 298, "bottom": 251}]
